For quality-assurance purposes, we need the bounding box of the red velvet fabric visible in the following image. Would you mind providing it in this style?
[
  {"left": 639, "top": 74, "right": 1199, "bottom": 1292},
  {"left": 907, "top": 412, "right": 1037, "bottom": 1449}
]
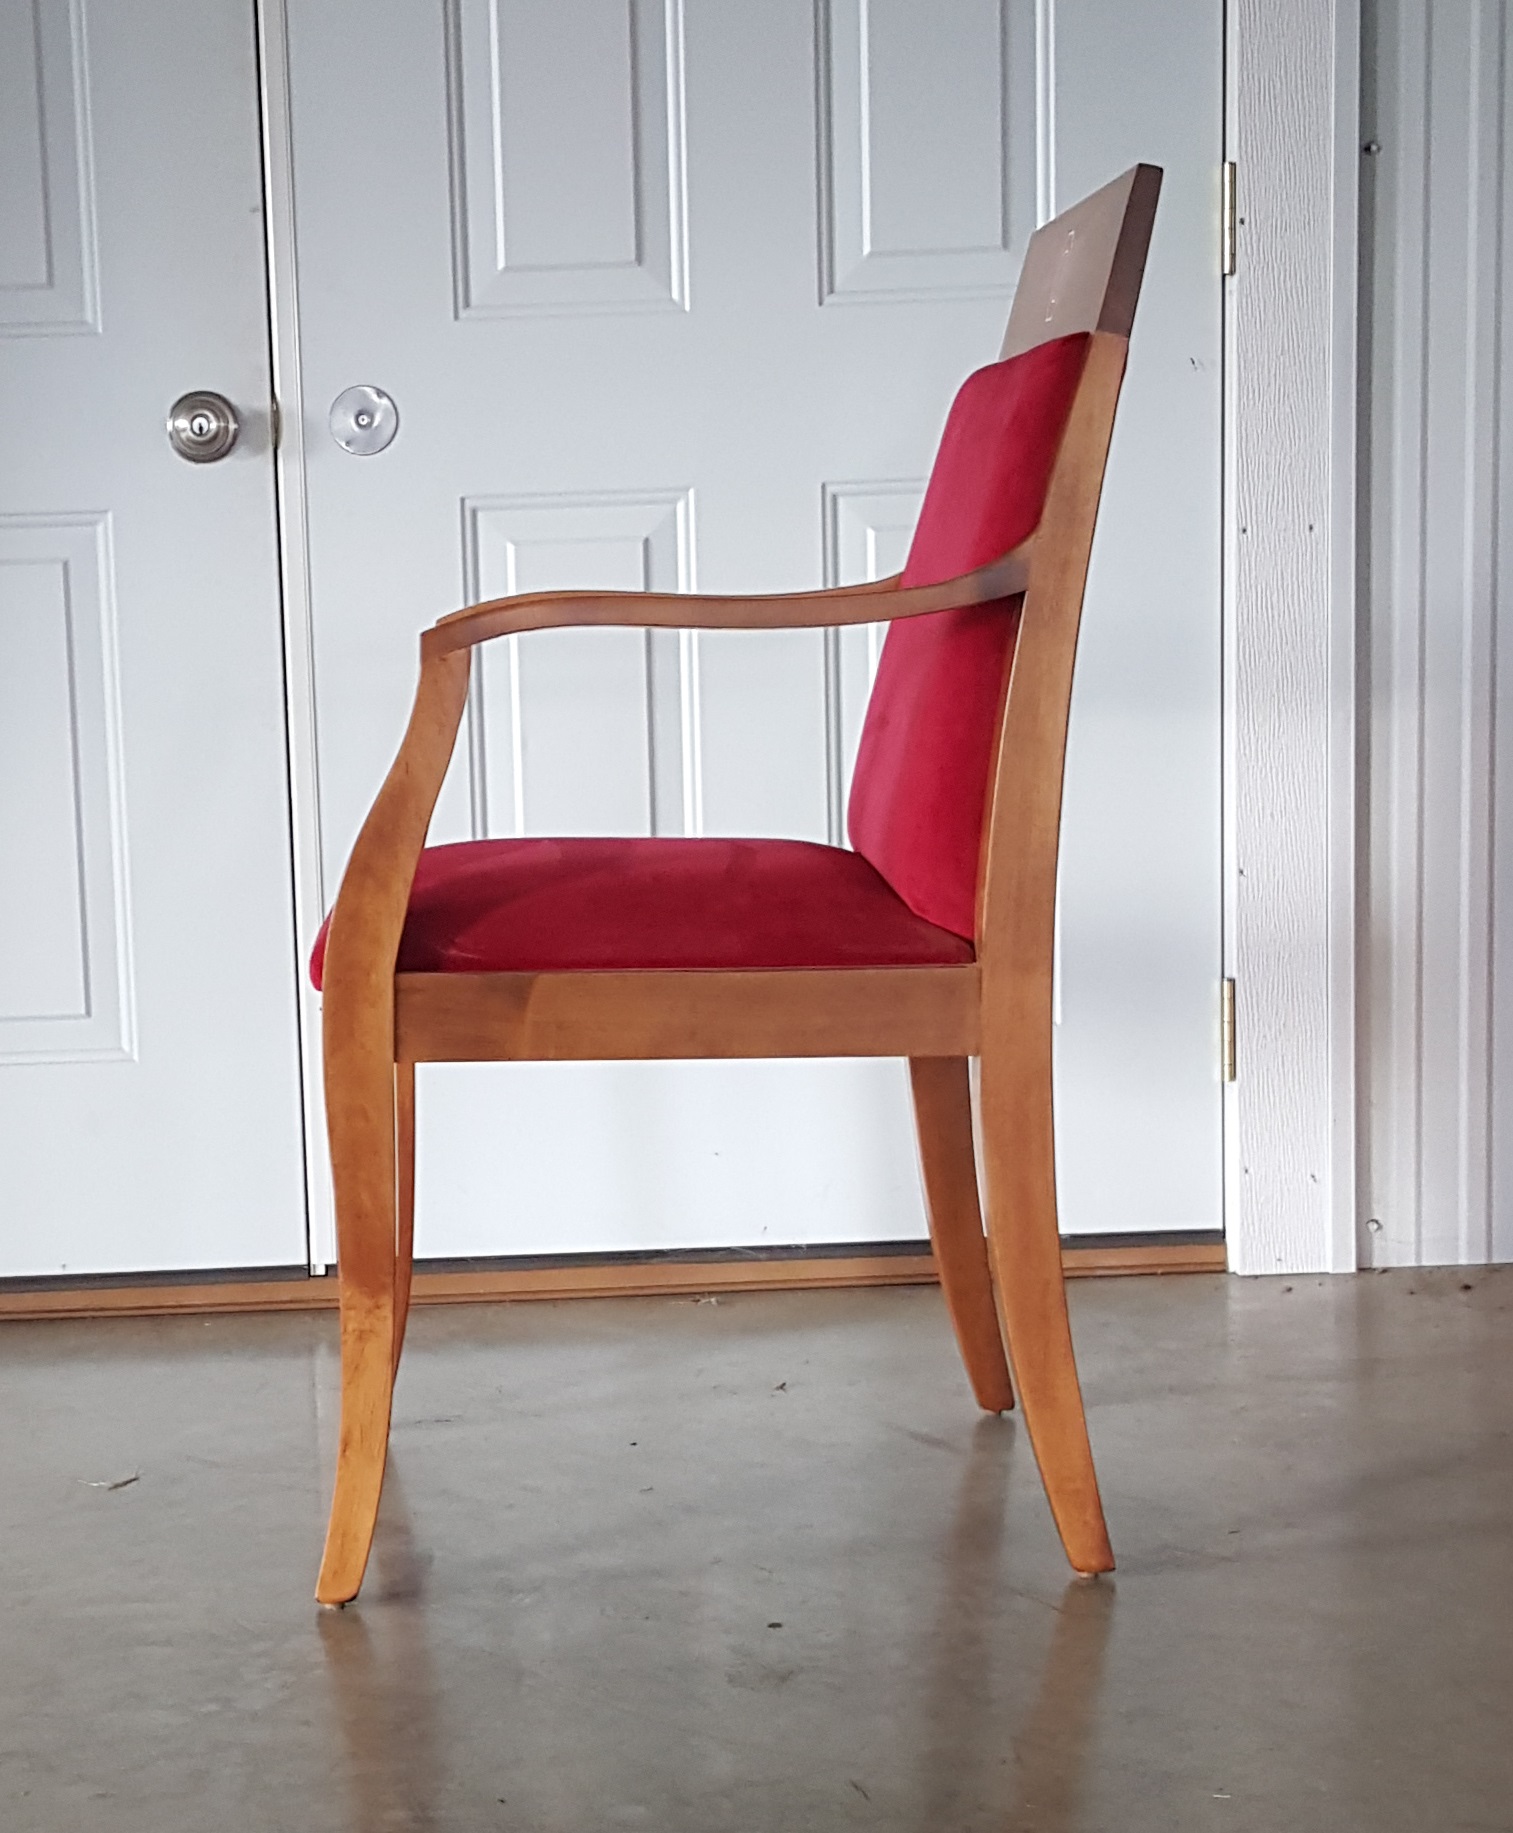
[
  {"left": 308, "top": 836, "right": 973, "bottom": 987},
  {"left": 847, "top": 332, "right": 1091, "bottom": 939}
]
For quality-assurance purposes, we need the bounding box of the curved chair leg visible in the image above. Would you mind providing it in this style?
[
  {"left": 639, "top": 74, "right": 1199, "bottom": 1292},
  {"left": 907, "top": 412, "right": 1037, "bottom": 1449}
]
[
  {"left": 316, "top": 1044, "right": 402, "bottom": 1608},
  {"left": 977, "top": 1041, "right": 1113, "bottom": 1575},
  {"left": 909, "top": 1057, "right": 1015, "bottom": 1412},
  {"left": 393, "top": 1062, "right": 416, "bottom": 1377}
]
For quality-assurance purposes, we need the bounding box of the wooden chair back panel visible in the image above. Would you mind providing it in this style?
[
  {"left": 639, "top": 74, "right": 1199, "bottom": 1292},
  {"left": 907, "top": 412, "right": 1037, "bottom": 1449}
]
[{"left": 1000, "top": 164, "right": 1161, "bottom": 358}]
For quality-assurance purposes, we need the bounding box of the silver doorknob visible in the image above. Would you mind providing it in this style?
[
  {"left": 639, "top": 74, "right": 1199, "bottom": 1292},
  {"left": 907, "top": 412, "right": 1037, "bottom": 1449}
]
[{"left": 167, "top": 391, "right": 241, "bottom": 463}]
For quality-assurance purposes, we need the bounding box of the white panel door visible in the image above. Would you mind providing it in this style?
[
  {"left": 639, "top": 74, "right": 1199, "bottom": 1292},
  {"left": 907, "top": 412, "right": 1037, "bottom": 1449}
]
[
  {"left": 287, "top": 0, "right": 1222, "bottom": 1256},
  {"left": 0, "top": 0, "right": 307, "bottom": 1275}
]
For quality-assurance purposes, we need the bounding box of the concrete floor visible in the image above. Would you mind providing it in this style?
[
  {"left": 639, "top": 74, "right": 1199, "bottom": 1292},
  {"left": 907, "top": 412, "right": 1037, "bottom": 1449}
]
[{"left": 1, "top": 1269, "right": 1510, "bottom": 1832}]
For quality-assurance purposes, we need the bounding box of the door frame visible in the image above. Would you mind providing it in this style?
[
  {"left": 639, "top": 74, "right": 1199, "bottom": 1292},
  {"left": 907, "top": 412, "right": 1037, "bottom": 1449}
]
[
  {"left": 258, "top": 0, "right": 335, "bottom": 1265},
  {"left": 259, "top": 0, "right": 1364, "bottom": 1278},
  {"left": 1224, "top": 0, "right": 1362, "bottom": 1274}
]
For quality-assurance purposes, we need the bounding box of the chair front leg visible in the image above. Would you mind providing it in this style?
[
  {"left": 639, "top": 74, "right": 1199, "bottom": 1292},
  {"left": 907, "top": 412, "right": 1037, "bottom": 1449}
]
[
  {"left": 909, "top": 1057, "right": 1014, "bottom": 1412},
  {"left": 316, "top": 1030, "right": 404, "bottom": 1607},
  {"left": 977, "top": 1034, "right": 1113, "bottom": 1576}
]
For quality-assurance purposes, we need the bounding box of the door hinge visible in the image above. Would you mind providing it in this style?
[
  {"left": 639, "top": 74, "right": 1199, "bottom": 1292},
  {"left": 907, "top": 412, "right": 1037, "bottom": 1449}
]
[
  {"left": 1221, "top": 977, "right": 1237, "bottom": 1082},
  {"left": 270, "top": 396, "right": 283, "bottom": 450},
  {"left": 1221, "top": 161, "right": 1238, "bottom": 276}
]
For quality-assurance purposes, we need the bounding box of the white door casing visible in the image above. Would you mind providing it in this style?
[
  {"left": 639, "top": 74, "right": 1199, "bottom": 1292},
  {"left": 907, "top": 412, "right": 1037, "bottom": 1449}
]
[
  {"left": 284, "top": 0, "right": 1225, "bottom": 1261},
  {"left": 1226, "top": 0, "right": 1361, "bottom": 1274},
  {"left": 0, "top": 0, "right": 306, "bottom": 1275}
]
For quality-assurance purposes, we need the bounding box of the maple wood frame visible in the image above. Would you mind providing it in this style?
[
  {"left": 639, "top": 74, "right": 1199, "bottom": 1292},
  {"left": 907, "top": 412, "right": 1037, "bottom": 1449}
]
[{"left": 312, "top": 165, "right": 1163, "bottom": 1606}]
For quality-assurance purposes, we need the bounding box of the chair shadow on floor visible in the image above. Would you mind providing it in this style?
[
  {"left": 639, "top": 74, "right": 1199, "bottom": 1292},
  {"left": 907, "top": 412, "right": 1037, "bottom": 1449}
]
[
  {"left": 318, "top": 1428, "right": 1113, "bottom": 1831},
  {"left": 920, "top": 1417, "right": 1114, "bottom": 1830},
  {"left": 317, "top": 1464, "right": 440, "bottom": 1833}
]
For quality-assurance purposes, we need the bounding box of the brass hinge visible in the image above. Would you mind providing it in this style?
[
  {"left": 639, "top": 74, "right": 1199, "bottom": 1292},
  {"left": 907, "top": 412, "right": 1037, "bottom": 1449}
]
[
  {"left": 1221, "top": 161, "right": 1238, "bottom": 276},
  {"left": 1221, "top": 977, "right": 1237, "bottom": 1082}
]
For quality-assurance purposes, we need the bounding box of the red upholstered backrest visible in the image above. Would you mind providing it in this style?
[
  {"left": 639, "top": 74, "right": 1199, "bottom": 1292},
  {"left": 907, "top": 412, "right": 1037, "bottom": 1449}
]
[{"left": 846, "top": 332, "right": 1091, "bottom": 938}]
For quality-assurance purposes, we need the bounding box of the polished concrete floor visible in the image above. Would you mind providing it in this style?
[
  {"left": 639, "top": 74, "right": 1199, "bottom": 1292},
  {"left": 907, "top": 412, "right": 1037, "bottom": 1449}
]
[{"left": 1, "top": 1267, "right": 1510, "bottom": 1832}]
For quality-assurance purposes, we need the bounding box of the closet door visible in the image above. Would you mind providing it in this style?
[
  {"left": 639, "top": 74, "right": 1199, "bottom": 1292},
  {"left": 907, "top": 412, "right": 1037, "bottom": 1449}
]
[
  {"left": 0, "top": 0, "right": 306, "bottom": 1275},
  {"left": 288, "top": 0, "right": 1223, "bottom": 1257}
]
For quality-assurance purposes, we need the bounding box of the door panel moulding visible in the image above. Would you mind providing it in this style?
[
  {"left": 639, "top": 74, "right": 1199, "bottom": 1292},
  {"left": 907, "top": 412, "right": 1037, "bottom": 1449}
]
[
  {"left": 814, "top": 0, "right": 1039, "bottom": 303},
  {"left": 0, "top": 1237, "right": 1229, "bottom": 1323},
  {"left": 0, "top": 514, "right": 134, "bottom": 1064},
  {"left": 0, "top": 0, "right": 101, "bottom": 336},
  {"left": 445, "top": 0, "right": 690, "bottom": 317},
  {"left": 460, "top": 490, "right": 698, "bottom": 840}
]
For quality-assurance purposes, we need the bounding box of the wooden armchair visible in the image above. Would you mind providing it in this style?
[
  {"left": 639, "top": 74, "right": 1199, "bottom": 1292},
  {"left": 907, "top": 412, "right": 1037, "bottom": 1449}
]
[{"left": 311, "top": 166, "right": 1162, "bottom": 1606}]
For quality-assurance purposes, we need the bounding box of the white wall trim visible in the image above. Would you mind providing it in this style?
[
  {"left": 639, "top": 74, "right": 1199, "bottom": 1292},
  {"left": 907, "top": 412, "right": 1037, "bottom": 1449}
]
[
  {"left": 256, "top": 0, "right": 335, "bottom": 1270},
  {"left": 1328, "top": 0, "right": 1363, "bottom": 1275},
  {"left": 1226, "top": 0, "right": 1362, "bottom": 1274},
  {"left": 1360, "top": 0, "right": 1510, "bottom": 1269}
]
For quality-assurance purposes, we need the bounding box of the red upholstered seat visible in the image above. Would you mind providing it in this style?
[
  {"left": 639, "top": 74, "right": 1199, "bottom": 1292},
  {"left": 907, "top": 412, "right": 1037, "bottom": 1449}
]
[
  {"left": 309, "top": 836, "right": 973, "bottom": 987},
  {"left": 848, "top": 331, "right": 1091, "bottom": 938}
]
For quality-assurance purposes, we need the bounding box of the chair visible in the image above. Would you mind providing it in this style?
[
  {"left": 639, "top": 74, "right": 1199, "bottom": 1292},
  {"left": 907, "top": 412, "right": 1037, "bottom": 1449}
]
[{"left": 311, "top": 165, "right": 1162, "bottom": 1606}]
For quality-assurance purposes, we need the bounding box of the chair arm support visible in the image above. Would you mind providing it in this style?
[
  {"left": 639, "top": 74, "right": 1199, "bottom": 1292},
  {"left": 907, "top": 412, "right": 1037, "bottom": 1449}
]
[{"left": 420, "top": 544, "right": 1032, "bottom": 659}]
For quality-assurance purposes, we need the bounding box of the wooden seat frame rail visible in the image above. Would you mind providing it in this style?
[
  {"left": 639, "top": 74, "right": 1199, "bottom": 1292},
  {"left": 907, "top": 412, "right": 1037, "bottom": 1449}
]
[{"left": 313, "top": 164, "right": 1163, "bottom": 1606}]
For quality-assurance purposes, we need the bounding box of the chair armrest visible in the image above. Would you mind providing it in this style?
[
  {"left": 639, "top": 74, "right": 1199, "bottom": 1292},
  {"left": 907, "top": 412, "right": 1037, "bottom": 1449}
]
[{"left": 420, "top": 545, "right": 1032, "bottom": 659}]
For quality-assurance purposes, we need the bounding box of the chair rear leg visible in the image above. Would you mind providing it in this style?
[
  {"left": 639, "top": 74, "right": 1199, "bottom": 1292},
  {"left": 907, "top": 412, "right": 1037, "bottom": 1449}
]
[
  {"left": 393, "top": 1062, "right": 416, "bottom": 1377},
  {"left": 316, "top": 1045, "right": 403, "bottom": 1608},
  {"left": 977, "top": 1042, "right": 1113, "bottom": 1575},
  {"left": 909, "top": 1057, "right": 1015, "bottom": 1412}
]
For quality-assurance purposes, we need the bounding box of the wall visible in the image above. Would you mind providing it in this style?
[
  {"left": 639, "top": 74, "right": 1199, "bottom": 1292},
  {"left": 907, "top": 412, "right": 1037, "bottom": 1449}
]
[{"left": 1361, "top": 0, "right": 1513, "bottom": 1265}]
